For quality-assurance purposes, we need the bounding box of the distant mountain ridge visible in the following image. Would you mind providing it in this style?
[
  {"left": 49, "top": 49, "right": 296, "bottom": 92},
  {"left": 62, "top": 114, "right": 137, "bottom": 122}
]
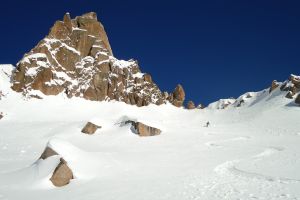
[{"left": 207, "top": 74, "right": 300, "bottom": 109}]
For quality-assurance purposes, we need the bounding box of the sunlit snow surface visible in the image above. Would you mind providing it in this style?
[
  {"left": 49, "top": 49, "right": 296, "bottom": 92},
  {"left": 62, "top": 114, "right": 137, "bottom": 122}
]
[{"left": 0, "top": 65, "right": 300, "bottom": 200}]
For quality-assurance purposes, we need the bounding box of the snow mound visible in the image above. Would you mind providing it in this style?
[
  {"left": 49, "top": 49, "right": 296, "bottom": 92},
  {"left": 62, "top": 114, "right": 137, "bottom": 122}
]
[{"left": 0, "top": 64, "right": 14, "bottom": 98}]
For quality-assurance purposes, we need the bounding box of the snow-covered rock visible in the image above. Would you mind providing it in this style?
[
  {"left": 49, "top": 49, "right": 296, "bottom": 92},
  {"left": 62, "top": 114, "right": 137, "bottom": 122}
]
[
  {"left": 207, "top": 74, "right": 300, "bottom": 110},
  {"left": 39, "top": 142, "right": 73, "bottom": 187},
  {"left": 208, "top": 98, "right": 236, "bottom": 109}
]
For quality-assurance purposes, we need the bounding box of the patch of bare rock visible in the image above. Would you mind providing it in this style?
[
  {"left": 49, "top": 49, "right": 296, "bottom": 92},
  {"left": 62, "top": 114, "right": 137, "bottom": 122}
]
[
  {"left": 295, "top": 94, "right": 300, "bottom": 105},
  {"left": 39, "top": 146, "right": 73, "bottom": 187},
  {"left": 269, "top": 80, "right": 280, "bottom": 93},
  {"left": 186, "top": 101, "right": 196, "bottom": 109},
  {"left": 81, "top": 122, "right": 101, "bottom": 134},
  {"left": 124, "top": 120, "right": 161, "bottom": 136},
  {"left": 279, "top": 75, "right": 300, "bottom": 99}
]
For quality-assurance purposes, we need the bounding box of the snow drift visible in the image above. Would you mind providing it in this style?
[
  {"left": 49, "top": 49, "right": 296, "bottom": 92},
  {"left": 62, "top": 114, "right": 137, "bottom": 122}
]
[{"left": 1, "top": 64, "right": 300, "bottom": 199}]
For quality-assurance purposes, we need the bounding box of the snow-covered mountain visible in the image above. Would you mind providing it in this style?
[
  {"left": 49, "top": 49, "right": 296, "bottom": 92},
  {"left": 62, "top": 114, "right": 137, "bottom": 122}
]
[
  {"left": 0, "top": 11, "right": 300, "bottom": 200},
  {"left": 208, "top": 74, "right": 300, "bottom": 109}
]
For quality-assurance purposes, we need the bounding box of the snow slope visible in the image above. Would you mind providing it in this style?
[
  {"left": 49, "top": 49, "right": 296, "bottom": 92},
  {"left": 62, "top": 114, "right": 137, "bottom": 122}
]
[{"left": 0, "top": 65, "right": 300, "bottom": 200}]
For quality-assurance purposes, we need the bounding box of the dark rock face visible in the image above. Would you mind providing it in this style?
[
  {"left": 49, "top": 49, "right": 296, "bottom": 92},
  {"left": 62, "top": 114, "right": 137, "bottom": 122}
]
[
  {"left": 0, "top": 112, "right": 3, "bottom": 120},
  {"left": 125, "top": 120, "right": 161, "bottom": 136},
  {"left": 39, "top": 146, "right": 73, "bottom": 187},
  {"left": 11, "top": 12, "right": 187, "bottom": 107},
  {"left": 81, "top": 122, "right": 101, "bottom": 134},
  {"left": 186, "top": 101, "right": 196, "bottom": 109},
  {"left": 295, "top": 94, "right": 300, "bottom": 105},
  {"left": 286, "top": 91, "right": 294, "bottom": 99}
]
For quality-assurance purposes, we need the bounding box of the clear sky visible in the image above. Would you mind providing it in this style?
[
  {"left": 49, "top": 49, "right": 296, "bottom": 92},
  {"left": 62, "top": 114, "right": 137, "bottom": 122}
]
[{"left": 1, "top": 0, "right": 299, "bottom": 105}]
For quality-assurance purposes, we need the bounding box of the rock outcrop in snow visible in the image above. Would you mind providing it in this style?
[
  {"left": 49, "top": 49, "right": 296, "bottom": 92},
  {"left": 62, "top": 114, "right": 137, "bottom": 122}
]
[
  {"left": 167, "top": 84, "right": 185, "bottom": 107},
  {"left": 39, "top": 145, "right": 73, "bottom": 187},
  {"left": 124, "top": 120, "right": 161, "bottom": 136},
  {"left": 50, "top": 159, "right": 73, "bottom": 187},
  {"left": 10, "top": 12, "right": 186, "bottom": 107},
  {"left": 280, "top": 74, "right": 300, "bottom": 99},
  {"left": 81, "top": 122, "right": 101, "bottom": 135},
  {"left": 295, "top": 94, "right": 300, "bottom": 105},
  {"left": 269, "top": 80, "right": 280, "bottom": 93},
  {"left": 134, "top": 122, "right": 162, "bottom": 137},
  {"left": 186, "top": 101, "right": 196, "bottom": 109}
]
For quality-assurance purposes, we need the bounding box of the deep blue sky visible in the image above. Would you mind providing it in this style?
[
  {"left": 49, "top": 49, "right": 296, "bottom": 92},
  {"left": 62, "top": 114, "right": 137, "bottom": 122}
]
[{"left": 1, "top": 0, "right": 300, "bottom": 105}]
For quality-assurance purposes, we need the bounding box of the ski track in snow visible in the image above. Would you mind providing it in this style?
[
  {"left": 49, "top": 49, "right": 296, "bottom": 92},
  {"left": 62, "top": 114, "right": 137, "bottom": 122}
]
[
  {"left": 184, "top": 143, "right": 300, "bottom": 200},
  {"left": 205, "top": 136, "right": 251, "bottom": 148}
]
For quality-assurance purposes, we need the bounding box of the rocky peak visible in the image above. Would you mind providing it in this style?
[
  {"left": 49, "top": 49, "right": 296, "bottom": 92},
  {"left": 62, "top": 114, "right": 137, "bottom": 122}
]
[
  {"left": 167, "top": 84, "right": 185, "bottom": 107},
  {"left": 279, "top": 74, "right": 300, "bottom": 99},
  {"left": 11, "top": 12, "right": 187, "bottom": 107},
  {"left": 186, "top": 100, "right": 196, "bottom": 109},
  {"left": 269, "top": 80, "right": 280, "bottom": 93}
]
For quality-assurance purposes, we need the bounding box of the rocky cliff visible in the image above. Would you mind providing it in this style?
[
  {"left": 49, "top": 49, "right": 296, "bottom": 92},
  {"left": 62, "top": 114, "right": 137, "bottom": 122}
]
[{"left": 11, "top": 12, "right": 185, "bottom": 107}]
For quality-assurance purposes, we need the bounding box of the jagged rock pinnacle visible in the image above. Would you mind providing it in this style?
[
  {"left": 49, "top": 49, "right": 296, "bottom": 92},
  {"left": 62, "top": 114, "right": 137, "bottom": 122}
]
[{"left": 11, "top": 12, "right": 186, "bottom": 107}]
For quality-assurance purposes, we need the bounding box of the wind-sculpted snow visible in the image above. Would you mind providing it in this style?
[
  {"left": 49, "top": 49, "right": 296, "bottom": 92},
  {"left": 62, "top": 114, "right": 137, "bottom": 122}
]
[
  {"left": 1, "top": 57, "right": 300, "bottom": 199},
  {"left": 0, "top": 71, "right": 300, "bottom": 199},
  {"left": 0, "top": 64, "right": 14, "bottom": 98}
]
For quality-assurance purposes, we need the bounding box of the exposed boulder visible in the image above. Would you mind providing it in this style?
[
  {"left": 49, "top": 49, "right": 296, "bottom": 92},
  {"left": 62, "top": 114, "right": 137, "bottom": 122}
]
[
  {"left": 295, "top": 94, "right": 300, "bottom": 105},
  {"left": 0, "top": 112, "right": 3, "bottom": 120},
  {"left": 40, "top": 146, "right": 58, "bottom": 159},
  {"left": 50, "top": 158, "right": 74, "bottom": 187},
  {"left": 134, "top": 122, "right": 161, "bottom": 137},
  {"left": 169, "top": 84, "right": 185, "bottom": 107},
  {"left": 186, "top": 101, "right": 196, "bottom": 109},
  {"left": 81, "top": 122, "right": 101, "bottom": 134},
  {"left": 269, "top": 80, "right": 279, "bottom": 93},
  {"left": 125, "top": 120, "right": 161, "bottom": 136},
  {"left": 39, "top": 146, "right": 73, "bottom": 187}
]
